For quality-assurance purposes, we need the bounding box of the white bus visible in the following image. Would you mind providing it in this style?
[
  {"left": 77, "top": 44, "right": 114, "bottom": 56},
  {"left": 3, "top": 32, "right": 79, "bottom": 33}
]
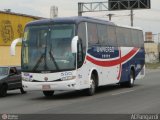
[{"left": 11, "top": 16, "right": 145, "bottom": 97}]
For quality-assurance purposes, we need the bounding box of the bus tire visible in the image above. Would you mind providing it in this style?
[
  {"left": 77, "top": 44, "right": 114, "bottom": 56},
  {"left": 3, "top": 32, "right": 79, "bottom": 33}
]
[
  {"left": 126, "top": 70, "right": 135, "bottom": 87},
  {"left": 120, "top": 70, "right": 135, "bottom": 87},
  {"left": 85, "top": 74, "right": 96, "bottom": 96},
  {"left": 0, "top": 84, "right": 7, "bottom": 97},
  {"left": 43, "top": 91, "right": 54, "bottom": 97},
  {"left": 20, "top": 87, "right": 27, "bottom": 94}
]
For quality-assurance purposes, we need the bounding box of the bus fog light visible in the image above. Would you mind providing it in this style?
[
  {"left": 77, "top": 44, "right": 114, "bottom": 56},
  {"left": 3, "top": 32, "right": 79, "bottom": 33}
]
[
  {"left": 71, "top": 84, "right": 75, "bottom": 87},
  {"left": 23, "top": 85, "right": 28, "bottom": 88},
  {"left": 22, "top": 77, "right": 32, "bottom": 82}
]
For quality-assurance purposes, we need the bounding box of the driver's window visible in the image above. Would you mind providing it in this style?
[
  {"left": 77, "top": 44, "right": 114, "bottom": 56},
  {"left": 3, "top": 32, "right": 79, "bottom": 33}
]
[
  {"left": 78, "top": 42, "right": 83, "bottom": 62},
  {"left": 10, "top": 67, "right": 17, "bottom": 75},
  {"left": 77, "top": 40, "right": 83, "bottom": 68},
  {"left": 77, "top": 22, "right": 87, "bottom": 68},
  {"left": 78, "top": 22, "right": 86, "bottom": 58}
]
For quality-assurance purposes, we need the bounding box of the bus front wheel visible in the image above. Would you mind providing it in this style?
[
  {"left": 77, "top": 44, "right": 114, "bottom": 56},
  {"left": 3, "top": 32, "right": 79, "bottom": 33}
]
[
  {"left": 43, "top": 91, "right": 54, "bottom": 97},
  {"left": 85, "top": 74, "right": 96, "bottom": 96},
  {"left": 20, "top": 87, "right": 27, "bottom": 94}
]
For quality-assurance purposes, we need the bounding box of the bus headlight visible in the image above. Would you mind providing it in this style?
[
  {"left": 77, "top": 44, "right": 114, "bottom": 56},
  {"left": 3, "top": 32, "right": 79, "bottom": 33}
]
[
  {"left": 61, "top": 76, "right": 76, "bottom": 81},
  {"left": 22, "top": 77, "right": 32, "bottom": 82}
]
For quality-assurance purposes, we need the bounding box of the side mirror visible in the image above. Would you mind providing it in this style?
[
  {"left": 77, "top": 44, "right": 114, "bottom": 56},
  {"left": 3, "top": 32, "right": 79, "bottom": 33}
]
[
  {"left": 71, "top": 36, "right": 78, "bottom": 53},
  {"left": 10, "top": 38, "right": 22, "bottom": 56}
]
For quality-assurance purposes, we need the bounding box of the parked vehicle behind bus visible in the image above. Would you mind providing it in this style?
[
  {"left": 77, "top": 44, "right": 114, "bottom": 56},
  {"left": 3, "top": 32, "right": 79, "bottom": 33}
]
[
  {"left": 11, "top": 16, "right": 145, "bottom": 97},
  {"left": 0, "top": 66, "right": 26, "bottom": 97}
]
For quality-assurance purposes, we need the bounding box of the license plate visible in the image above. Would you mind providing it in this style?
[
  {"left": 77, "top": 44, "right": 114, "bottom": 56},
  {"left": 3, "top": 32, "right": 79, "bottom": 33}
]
[{"left": 42, "top": 85, "right": 51, "bottom": 91}]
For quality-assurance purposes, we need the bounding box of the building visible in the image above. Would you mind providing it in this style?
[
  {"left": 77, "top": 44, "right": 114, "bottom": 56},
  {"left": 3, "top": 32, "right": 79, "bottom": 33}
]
[
  {"left": 0, "top": 10, "right": 42, "bottom": 66},
  {"left": 145, "top": 42, "right": 159, "bottom": 63},
  {"left": 144, "top": 32, "right": 160, "bottom": 63}
]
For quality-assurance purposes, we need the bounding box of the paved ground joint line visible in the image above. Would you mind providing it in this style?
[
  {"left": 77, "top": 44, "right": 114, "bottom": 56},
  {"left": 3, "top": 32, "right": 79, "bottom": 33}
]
[{"left": 112, "top": 89, "right": 135, "bottom": 96}]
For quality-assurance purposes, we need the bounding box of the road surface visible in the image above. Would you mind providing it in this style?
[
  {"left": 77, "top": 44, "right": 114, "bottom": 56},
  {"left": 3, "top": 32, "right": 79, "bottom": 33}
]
[{"left": 0, "top": 69, "right": 160, "bottom": 116}]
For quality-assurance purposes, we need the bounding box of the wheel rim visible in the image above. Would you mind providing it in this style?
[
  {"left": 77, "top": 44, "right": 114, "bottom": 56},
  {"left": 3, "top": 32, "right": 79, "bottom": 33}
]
[
  {"left": 89, "top": 79, "right": 95, "bottom": 94},
  {"left": 130, "top": 77, "right": 134, "bottom": 85},
  {"left": 130, "top": 72, "right": 134, "bottom": 86}
]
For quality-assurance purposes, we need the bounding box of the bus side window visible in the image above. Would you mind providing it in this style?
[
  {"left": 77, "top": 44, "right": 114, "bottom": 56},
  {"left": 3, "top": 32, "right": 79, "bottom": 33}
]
[
  {"left": 116, "top": 27, "right": 126, "bottom": 47},
  {"left": 87, "top": 22, "right": 99, "bottom": 45},
  {"left": 131, "top": 30, "right": 139, "bottom": 48},
  {"left": 97, "top": 24, "right": 108, "bottom": 45},
  {"left": 124, "top": 28, "right": 132, "bottom": 47},
  {"left": 107, "top": 26, "right": 117, "bottom": 47},
  {"left": 138, "top": 30, "right": 144, "bottom": 48}
]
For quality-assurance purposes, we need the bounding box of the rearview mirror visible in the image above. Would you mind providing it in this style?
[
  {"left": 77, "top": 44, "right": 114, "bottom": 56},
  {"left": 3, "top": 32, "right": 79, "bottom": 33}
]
[
  {"left": 71, "top": 36, "right": 78, "bottom": 53},
  {"left": 10, "top": 38, "right": 22, "bottom": 56}
]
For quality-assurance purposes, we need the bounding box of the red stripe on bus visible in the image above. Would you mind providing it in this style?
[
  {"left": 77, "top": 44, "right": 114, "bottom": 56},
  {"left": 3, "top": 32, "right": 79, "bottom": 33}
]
[{"left": 86, "top": 48, "right": 139, "bottom": 67}]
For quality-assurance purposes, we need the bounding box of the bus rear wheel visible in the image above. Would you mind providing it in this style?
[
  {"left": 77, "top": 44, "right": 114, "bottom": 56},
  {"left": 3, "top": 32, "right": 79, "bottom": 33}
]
[
  {"left": 127, "top": 70, "right": 135, "bottom": 87},
  {"left": 120, "top": 70, "right": 135, "bottom": 87},
  {"left": 85, "top": 74, "right": 96, "bottom": 96},
  {"left": 43, "top": 91, "right": 54, "bottom": 97}
]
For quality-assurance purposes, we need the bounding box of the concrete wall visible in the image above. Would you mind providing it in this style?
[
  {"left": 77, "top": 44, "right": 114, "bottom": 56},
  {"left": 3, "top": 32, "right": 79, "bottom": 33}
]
[{"left": 145, "top": 43, "right": 159, "bottom": 63}]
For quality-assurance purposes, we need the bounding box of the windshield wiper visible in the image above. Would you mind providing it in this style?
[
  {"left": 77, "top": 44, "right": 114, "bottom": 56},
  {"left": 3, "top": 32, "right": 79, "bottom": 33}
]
[
  {"left": 32, "top": 40, "right": 49, "bottom": 71},
  {"left": 49, "top": 50, "right": 59, "bottom": 70},
  {"left": 32, "top": 53, "right": 45, "bottom": 71}
]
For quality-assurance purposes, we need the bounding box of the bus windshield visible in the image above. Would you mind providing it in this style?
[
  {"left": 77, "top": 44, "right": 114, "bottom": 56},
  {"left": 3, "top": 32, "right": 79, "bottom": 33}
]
[{"left": 22, "top": 24, "right": 76, "bottom": 72}]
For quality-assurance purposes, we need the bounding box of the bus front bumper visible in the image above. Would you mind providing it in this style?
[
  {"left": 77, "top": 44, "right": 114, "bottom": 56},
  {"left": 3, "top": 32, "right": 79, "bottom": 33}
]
[{"left": 22, "top": 80, "right": 77, "bottom": 91}]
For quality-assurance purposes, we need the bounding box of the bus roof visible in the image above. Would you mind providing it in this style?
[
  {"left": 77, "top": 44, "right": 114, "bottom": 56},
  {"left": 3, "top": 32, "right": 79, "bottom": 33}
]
[
  {"left": 26, "top": 16, "right": 142, "bottom": 31},
  {"left": 26, "top": 16, "right": 115, "bottom": 26},
  {"left": 116, "top": 24, "right": 143, "bottom": 31}
]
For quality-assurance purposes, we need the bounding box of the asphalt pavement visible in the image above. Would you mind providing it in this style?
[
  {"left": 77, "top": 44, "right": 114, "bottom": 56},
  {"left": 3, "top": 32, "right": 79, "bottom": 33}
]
[{"left": 0, "top": 69, "right": 160, "bottom": 115}]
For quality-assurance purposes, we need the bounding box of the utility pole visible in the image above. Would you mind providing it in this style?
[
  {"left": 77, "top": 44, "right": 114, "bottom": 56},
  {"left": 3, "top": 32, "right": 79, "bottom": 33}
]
[
  {"left": 78, "top": 3, "right": 82, "bottom": 16},
  {"left": 130, "top": 9, "right": 133, "bottom": 26},
  {"left": 107, "top": 14, "right": 114, "bottom": 21},
  {"left": 50, "top": 6, "right": 58, "bottom": 18}
]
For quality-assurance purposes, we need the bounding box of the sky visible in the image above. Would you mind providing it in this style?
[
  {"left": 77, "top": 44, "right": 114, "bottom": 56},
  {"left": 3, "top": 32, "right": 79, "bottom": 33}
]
[{"left": 0, "top": 0, "right": 160, "bottom": 39}]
